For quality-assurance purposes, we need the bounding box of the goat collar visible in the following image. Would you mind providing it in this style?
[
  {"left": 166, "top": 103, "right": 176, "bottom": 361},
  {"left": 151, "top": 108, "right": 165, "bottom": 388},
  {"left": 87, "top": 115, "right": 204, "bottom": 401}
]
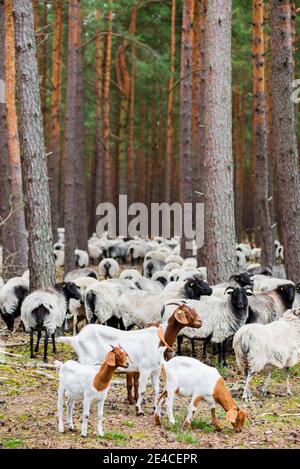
[{"left": 157, "top": 325, "right": 171, "bottom": 348}]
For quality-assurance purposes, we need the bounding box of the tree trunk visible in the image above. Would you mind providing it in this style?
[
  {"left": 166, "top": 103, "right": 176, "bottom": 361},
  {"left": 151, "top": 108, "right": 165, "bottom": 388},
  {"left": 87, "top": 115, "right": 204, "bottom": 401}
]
[
  {"left": 102, "top": 0, "right": 113, "bottom": 201},
  {"left": 95, "top": 10, "right": 104, "bottom": 217},
  {"left": 48, "top": 0, "right": 63, "bottom": 240},
  {"left": 203, "top": 0, "right": 236, "bottom": 283},
  {"left": 270, "top": 0, "right": 300, "bottom": 282},
  {"left": 165, "top": 0, "right": 176, "bottom": 203},
  {"left": 180, "top": 0, "right": 194, "bottom": 259},
  {"left": 252, "top": 0, "right": 273, "bottom": 270},
  {"left": 64, "top": 0, "right": 80, "bottom": 272},
  {"left": 127, "top": 7, "right": 137, "bottom": 206},
  {"left": 75, "top": 4, "right": 88, "bottom": 250},
  {"left": 4, "top": 0, "right": 28, "bottom": 278},
  {"left": 13, "top": 0, "right": 55, "bottom": 290}
]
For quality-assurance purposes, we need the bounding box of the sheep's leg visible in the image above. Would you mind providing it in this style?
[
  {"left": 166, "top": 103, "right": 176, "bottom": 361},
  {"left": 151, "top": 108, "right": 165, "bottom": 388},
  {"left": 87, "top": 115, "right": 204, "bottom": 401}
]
[
  {"left": 30, "top": 330, "right": 35, "bottom": 358},
  {"left": 222, "top": 340, "right": 227, "bottom": 367},
  {"left": 135, "top": 372, "right": 149, "bottom": 416},
  {"left": 192, "top": 339, "right": 196, "bottom": 358},
  {"left": 166, "top": 390, "right": 176, "bottom": 425},
  {"left": 177, "top": 336, "right": 183, "bottom": 355},
  {"left": 43, "top": 332, "right": 49, "bottom": 362},
  {"left": 126, "top": 373, "right": 136, "bottom": 405},
  {"left": 261, "top": 370, "right": 272, "bottom": 397},
  {"left": 154, "top": 390, "right": 168, "bottom": 425},
  {"left": 242, "top": 372, "right": 253, "bottom": 400},
  {"left": 150, "top": 369, "right": 160, "bottom": 410},
  {"left": 97, "top": 398, "right": 105, "bottom": 437},
  {"left": 81, "top": 397, "right": 91, "bottom": 437},
  {"left": 34, "top": 330, "right": 41, "bottom": 353},
  {"left": 67, "top": 399, "right": 75, "bottom": 430},
  {"left": 73, "top": 312, "right": 77, "bottom": 336},
  {"left": 52, "top": 333, "right": 57, "bottom": 354},
  {"left": 57, "top": 385, "right": 65, "bottom": 433},
  {"left": 284, "top": 367, "right": 293, "bottom": 395}
]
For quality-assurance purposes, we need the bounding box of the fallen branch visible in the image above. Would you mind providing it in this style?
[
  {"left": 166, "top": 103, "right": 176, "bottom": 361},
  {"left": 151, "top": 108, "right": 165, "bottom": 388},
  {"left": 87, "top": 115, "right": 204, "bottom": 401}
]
[
  {"left": 0, "top": 350, "right": 23, "bottom": 357},
  {"left": 4, "top": 342, "right": 27, "bottom": 347},
  {"left": 260, "top": 412, "right": 300, "bottom": 418},
  {"left": 32, "top": 370, "right": 58, "bottom": 381}
]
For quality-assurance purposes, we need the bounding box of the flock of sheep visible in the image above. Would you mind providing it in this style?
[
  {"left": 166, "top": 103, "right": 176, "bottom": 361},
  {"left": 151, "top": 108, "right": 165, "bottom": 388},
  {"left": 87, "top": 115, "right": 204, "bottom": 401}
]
[{"left": 0, "top": 231, "right": 300, "bottom": 439}]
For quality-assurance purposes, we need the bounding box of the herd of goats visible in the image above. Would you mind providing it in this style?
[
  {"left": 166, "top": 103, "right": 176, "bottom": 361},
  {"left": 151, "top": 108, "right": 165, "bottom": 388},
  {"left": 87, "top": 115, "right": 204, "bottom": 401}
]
[{"left": 0, "top": 231, "right": 300, "bottom": 438}]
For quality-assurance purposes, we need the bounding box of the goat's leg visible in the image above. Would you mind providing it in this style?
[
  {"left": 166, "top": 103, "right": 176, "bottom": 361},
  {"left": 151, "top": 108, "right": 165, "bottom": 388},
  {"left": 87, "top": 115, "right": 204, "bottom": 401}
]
[
  {"left": 166, "top": 390, "right": 176, "bottom": 425},
  {"left": 177, "top": 336, "right": 183, "bottom": 355},
  {"left": 81, "top": 397, "right": 91, "bottom": 437},
  {"left": 133, "top": 372, "right": 140, "bottom": 402},
  {"left": 43, "top": 331, "right": 49, "bottom": 362},
  {"left": 151, "top": 369, "right": 160, "bottom": 410},
  {"left": 30, "top": 330, "right": 35, "bottom": 358},
  {"left": 261, "top": 370, "right": 272, "bottom": 397},
  {"left": 67, "top": 399, "right": 75, "bottom": 430},
  {"left": 34, "top": 330, "right": 41, "bottom": 353},
  {"left": 208, "top": 400, "right": 221, "bottom": 432},
  {"left": 52, "top": 333, "right": 57, "bottom": 354},
  {"left": 97, "top": 397, "right": 105, "bottom": 436},
  {"left": 285, "top": 367, "right": 293, "bottom": 395},
  {"left": 126, "top": 373, "right": 136, "bottom": 405},
  {"left": 135, "top": 372, "right": 149, "bottom": 416},
  {"left": 242, "top": 372, "right": 253, "bottom": 400},
  {"left": 57, "top": 385, "right": 65, "bottom": 433},
  {"left": 154, "top": 390, "right": 168, "bottom": 426},
  {"left": 183, "top": 397, "right": 197, "bottom": 429}
]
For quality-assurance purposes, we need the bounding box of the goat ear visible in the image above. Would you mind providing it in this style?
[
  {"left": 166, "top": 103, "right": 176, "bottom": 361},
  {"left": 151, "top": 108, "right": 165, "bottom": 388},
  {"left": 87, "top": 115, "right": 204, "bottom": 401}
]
[
  {"left": 105, "top": 351, "right": 116, "bottom": 367},
  {"left": 174, "top": 308, "right": 189, "bottom": 324},
  {"left": 226, "top": 408, "right": 238, "bottom": 423}
]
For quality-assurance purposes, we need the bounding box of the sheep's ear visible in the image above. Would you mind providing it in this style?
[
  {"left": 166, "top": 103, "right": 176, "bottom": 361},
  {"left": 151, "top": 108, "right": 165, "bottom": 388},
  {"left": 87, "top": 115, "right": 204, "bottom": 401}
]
[
  {"left": 105, "top": 351, "right": 116, "bottom": 366},
  {"left": 174, "top": 308, "right": 189, "bottom": 324},
  {"left": 246, "top": 288, "right": 254, "bottom": 296},
  {"left": 226, "top": 408, "right": 238, "bottom": 423},
  {"left": 225, "top": 287, "right": 234, "bottom": 295}
]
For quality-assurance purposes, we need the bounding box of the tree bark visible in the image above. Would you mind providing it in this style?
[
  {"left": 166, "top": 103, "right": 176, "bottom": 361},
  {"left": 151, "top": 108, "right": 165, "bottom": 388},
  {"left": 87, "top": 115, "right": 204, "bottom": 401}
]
[
  {"left": 64, "top": 0, "right": 80, "bottom": 272},
  {"left": 102, "top": 0, "right": 113, "bottom": 201},
  {"left": 203, "top": 0, "right": 236, "bottom": 283},
  {"left": 13, "top": 0, "right": 55, "bottom": 290},
  {"left": 48, "top": 0, "right": 63, "bottom": 240},
  {"left": 253, "top": 0, "right": 273, "bottom": 270},
  {"left": 180, "top": 0, "right": 194, "bottom": 259},
  {"left": 4, "top": 0, "right": 28, "bottom": 278},
  {"left": 95, "top": 10, "right": 104, "bottom": 214},
  {"left": 270, "top": 0, "right": 300, "bottom": 282},
  {"left": 127, "top": 7, "right": 137, "bottom": 206},
  {"left": 165, "top": 0, "right": 176, "bottom": 203},
  {"left": 75, "top": 4, "right": 88, "bottom": 250}
]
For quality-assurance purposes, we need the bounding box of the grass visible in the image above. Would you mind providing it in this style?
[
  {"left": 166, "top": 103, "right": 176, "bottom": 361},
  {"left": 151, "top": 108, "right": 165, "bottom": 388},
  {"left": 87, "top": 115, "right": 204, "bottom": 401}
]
[
  {"left": 191, "top": 419, "right": 215, "bottom": 433},
  {"left": 102, "top": 431, "right": 128, "bottom": 441},
  {"left": 176, "top": 432, "right": 199, "bottom": 445},
  {"left": 122, "top": 419, "right": 134, "bottom": 428},
  {"left": 2, "top": 438, "right": 24, "bottom": 449}
]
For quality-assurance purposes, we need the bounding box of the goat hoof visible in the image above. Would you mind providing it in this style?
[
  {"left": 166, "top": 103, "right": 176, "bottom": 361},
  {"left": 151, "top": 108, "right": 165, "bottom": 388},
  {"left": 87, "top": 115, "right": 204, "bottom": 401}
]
[
  {"left": 80, "top": 432, "right": 87, "bottom": 438},
  {"left": 214, "top": 426, "right": 222, "bottom": 432},
  {"left": 154, "top": 412, "right": 161, "bottom": 426},
  {"left": 58, "top": 425, "right": 64, "bottom": 433},
  {"left": 68, "top": 424, "right": 75, "bottom": 431},
  {"left": 286, "top": 389, "right": 293, "bottom": 396},
  {"left": 136, "top": 410, "right": 144, "bottom": 417},
  {"left": 182, "top": 420, "right": 191, "bottom": 430},
  {"left": 127, "top": 397, "right": 136, "bottom": 405}
]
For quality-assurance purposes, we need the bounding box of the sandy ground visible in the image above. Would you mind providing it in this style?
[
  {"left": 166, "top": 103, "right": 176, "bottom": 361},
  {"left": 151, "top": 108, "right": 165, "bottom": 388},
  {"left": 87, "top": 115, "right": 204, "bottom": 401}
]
[{"left": 1, "top": 328, "right": 300, "bottom": 450}]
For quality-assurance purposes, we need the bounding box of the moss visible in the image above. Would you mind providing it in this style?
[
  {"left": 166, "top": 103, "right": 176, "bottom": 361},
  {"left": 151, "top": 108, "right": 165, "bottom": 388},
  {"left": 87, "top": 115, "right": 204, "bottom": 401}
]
[{"left": 3, "top": 438, "right": 24, "bottom": 449}]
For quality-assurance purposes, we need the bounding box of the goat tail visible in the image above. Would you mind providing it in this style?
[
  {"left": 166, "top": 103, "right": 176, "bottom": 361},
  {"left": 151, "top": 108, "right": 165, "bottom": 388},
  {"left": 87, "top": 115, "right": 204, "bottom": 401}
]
[
  {"left": 54, "top": 360, "right": 63, "bottom": 371},
  {"left": 31, "top": 305, "right": 50, "bottom": 328}
]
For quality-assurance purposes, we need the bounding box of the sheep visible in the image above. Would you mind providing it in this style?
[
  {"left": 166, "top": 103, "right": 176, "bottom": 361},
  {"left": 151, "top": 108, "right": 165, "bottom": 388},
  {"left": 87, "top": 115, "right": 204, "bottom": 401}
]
[
  {"left": 151, "top": 270, "right": 169, "bottom": 287},
  {"left": 0, "top": 277, "right": 4, "bottom": 291},
  {"left": 0, "top": 277, "right": 29, "bottom": 330},
  {"left": 165, "top": 254, "right": 184, "bottom": 266},
  {"left": 236, "top": 243, "right": 252, "bottom": 261},
  {"left": 57, "top": 227, "right": 65, "bottom": 244},
  {"left": 233, "top": 307, "right": 300, "bottom": 400},
  {"left": 211, "top": 272, "right": 254, "bottom": 297},
  {"left": 154, "top": 351, "right": 248, "bottom": 433},
  {"left": 119, "top": 268, "right": 141, "bottom": 282},
  {"left": 75, "top": 249, "right": 89, "bottom": 268},
  {"left": 120, "top": 269, "right": 163, "bottom": 294},
  {"left": 247, "top": 283, "right": 295, "bottom": 324},
  {"left": 57, "top": 345, "right": 129, "bottom": 436},
  {"left": 236, "top": 250, "right": 247, "bottom": 271},
  {"left": 64, "top": 268, "right": 97, "bottom": 282},
  {"left": 84, "top": 281, "right": 122, "bottom": 327},
  {"left": 161, "top": 286, "right": 254, "bottom": 366},
  {"left": 88, "top": 243, "right": 103, "bottom": 265},
  {"left": 54, "top": 242, "right": 64, "bottom": 252},
  {"left": 99, "top": 258, "right": 120, "bottom": 279},
  {"left": 119, "top": 276, "right": 213, "bottom": 330},
  {"left": 275, "top": 245, "right": 284, "bottom": 262},
  {"left": 67, "top": 277, "right": 99, "bottom": 335},
  {"left": 144, "top": 250, "right": 169, "bottom": 263},
  {"left": 168, "top": 269, "right": 181, "bottom": 282},
  {"left": 57, "top": 302, "right": 202, "bottom": 414},
  {"left": 251, "top": 274, "right": 292, "bottom": 292},
  {"left": 54, "top": 250, "right": 65, "bottom": 268},
  {"left": 163, "top": 262, "right": 181, "bottom": 272},
  {"left": 294, "top": 283, "right": 300, "bottom": 308},
  {"left": 182, "top": 257, "right": 197, "bottom": 269},
  {"left": 21, "top": 282, "right": 81, "bottom": 361},
  {"left": 22, "top": 270, "right": 30, "bottom": 281},
  {"left": 143, "top": 258, "right": 166, "bottom": 279},
  {"left": 108, "top": 241, "right": 129, "bottom": 263},
  {"left": 127, "top": 241, "right": 149, "bottom": 265}
]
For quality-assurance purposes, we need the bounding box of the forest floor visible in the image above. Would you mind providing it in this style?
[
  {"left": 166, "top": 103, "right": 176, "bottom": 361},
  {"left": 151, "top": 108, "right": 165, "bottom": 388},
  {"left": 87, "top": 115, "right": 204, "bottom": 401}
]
[{"left": 1, "top": 329, "right": 300, "bottom": 450}]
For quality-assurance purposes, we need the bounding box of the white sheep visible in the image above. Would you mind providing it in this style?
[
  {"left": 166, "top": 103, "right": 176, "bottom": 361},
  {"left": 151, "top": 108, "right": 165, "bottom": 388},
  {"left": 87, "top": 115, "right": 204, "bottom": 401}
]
[
  {"left": 64, "top": 268, "right": 98, "bottom": 282},
  {"left": 182, "top": 257, "right": 197, "bottom": 269},
  {"left": 21, "top": 282, "right": 81, "bottom": 361},
  {"left": 88, "top": 243, "right": 103, "bottom": 264},
  {"left": 143, "top": 258, "right": 166, "bottom": 279},
  {"left": 165, "top": 254, "right": 184, "bottom": 266},
  {"left": 119, "top": 268, "right": 141, "bottom": 282},
  {"left": 54, "top": 249, "right": 65, "bottom": 268},
  {"left": 233, "top": 307, "right": 300, "bottom": 400},
  {"left": 252, "top": 274, "right": 292, "bottom": 292},
  {"left": 75, "top": 249, "right": 89, "bottom": 268},
  {"left": 151, "top": 270, "right": 169, "bottom": 287},
  {"left": 0, "top": 276, "right": 29, "bottom": 330},
  {"left": 161, "top": 286, "right": 254, "bottom": 366},
  {"left": 98, "top": 258, "right": 120, "bottom": 279},
  {"left": 57, "top": 345, "right": 129, "bottom": 436},
  {"left": 163, "top": 262, "right": 181, "bottom": 272},
  {"left": 84, "top": 281, "right": 122, "bottom": 326},
  {"left": 247, "top": 283, "right": 295, "bottom": 324},
  {"left": 67, "top": 276, "right": 99, "bottom": 335},
  {"left": 154, "top": 350, "right": 248, "bottom": 432}
]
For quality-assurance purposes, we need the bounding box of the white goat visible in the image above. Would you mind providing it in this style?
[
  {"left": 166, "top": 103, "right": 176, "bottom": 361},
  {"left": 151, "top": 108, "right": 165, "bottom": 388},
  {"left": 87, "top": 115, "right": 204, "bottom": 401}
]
[{"left": 56, "top": 345, "right": 129, "bottom": 436}]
